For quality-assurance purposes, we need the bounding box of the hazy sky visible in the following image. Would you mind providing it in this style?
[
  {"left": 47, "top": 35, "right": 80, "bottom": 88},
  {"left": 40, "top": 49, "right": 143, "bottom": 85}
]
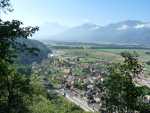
[{"left": 2, "top": 0, "right": 150, "bottom": 27}]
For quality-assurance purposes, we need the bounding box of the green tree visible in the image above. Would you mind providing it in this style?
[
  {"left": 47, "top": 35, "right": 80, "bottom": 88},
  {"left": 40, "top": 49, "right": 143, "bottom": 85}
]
[
  {"left": 0, "top": 0, "right": 38, "bottom": 113},
  {"left": 100, "top": 52, "right": 149, "bottom": 113}
]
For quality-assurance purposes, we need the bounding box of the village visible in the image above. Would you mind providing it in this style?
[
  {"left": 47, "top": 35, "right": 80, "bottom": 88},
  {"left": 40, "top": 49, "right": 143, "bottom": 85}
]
[
  {"left": 32, "top": 51, "right": 111, "bottom": 111},
  {"left": 32, "top": 50, "right": 150, "bottom": 112}
]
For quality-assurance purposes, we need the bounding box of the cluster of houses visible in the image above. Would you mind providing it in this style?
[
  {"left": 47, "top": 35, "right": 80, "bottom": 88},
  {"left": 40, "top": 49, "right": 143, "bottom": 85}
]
[
  {"left": 59, "top": 61, "right": 106, "bottom": 109},
  {"left": 32, "top": 54, "right": 150, "bottom": 112},
  {"left": 53, "top": 56, "right": 150, "bottom": 111}
]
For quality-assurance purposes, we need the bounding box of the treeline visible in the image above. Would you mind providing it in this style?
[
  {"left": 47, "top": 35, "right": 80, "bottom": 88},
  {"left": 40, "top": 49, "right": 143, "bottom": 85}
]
[
  {"left": 52, "top": 45, "right": 85, "bottom": 49},
  {"left": 47, "top": 40, "right": 150, "bottom": 49},
  {"left": 51, "top": 45, "right": 150, "bottom": 50}
]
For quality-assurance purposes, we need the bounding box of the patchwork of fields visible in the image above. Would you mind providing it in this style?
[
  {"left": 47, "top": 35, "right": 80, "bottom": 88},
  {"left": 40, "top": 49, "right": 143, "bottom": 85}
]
[{"left": 54, "top": 48, "right": 150, "bottom": 77}]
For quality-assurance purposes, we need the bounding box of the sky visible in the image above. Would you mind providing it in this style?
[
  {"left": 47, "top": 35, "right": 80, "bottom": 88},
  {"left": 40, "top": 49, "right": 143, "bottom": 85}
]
[{"left": 2, "top": 0, "right": 150, "bottom": 27}]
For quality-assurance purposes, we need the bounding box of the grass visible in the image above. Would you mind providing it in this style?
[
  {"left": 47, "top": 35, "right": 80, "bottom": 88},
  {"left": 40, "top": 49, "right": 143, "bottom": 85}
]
[
  {"left": 62, "top": 49, "right": 122, "bottom": 63},
  {"left": 97, "top": 49, "right": 150, "bottom": 76},
  {"left": 58, "top": 48, "right": 150, "bottom": 77}
]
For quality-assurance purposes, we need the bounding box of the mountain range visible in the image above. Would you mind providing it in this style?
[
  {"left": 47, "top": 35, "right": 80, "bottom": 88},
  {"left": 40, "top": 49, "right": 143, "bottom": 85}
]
[{"left": 39, "top": 20, "right": 150, "bottom": 45}]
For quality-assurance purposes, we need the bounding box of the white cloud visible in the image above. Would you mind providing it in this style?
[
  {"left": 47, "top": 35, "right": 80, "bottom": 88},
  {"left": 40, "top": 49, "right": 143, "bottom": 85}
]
[
  {"left": 134, "top": 23, "right": 150, "bottom": 29},
  {"left": 134, "top": 24, "right": 145, "bottom": 29},
  {"left": 117, "top": 25, "right": 129, "bottom": 30}
]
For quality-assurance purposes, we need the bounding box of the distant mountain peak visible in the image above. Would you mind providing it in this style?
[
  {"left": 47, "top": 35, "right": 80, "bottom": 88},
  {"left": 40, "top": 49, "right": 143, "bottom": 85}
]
[
  {"left": 76, "top": 22, "right": 100, "bottom": 29},
  {"left": 40, "top": 20, "right": 150, "bottom": 45},
  {"left": 118, "top": 20, "right": 144, "bottom": 26}
]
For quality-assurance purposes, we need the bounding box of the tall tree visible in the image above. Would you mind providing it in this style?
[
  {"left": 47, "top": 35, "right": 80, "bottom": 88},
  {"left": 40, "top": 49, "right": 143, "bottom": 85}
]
[
  {"left": 100, "top": 52, "right": 149, "bottom": 113},
  {"left": 0, "top": 0, "right": 39, "bottom": 113}
]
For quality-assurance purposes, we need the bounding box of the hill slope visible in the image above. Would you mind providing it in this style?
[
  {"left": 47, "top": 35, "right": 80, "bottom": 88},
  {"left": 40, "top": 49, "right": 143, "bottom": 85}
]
[{"left": 16, "top": 38, "right": 51, "bottom": 64}]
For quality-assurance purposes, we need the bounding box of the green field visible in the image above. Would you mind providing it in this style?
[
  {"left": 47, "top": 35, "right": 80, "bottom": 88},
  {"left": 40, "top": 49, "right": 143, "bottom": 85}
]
[
  {"left": 97, "top": 49, "right": 150, "bottom": 76},
  {"left": 56, "top": 48, "right": 150, "bottom": 77}
]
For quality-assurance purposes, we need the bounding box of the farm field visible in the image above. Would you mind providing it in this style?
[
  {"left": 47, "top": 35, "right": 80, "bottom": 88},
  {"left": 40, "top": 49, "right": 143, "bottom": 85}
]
[
  {"left": 54, "top": 48, "right": 150, "bottom": 77},
  {"left": 57, "top": 49, "right": 150, "bottom": 72},
  {"left": 97, "top": 49, "right": 150, "bottom": 76}
]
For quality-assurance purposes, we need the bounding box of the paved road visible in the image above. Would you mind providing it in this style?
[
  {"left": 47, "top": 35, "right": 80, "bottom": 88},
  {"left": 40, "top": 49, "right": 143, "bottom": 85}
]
[
  {"left": 55, "top": 89, "right": 96, "bottom": 112},
  {"left": 44, "top": 79, "right": 98, "bottom": 112}
]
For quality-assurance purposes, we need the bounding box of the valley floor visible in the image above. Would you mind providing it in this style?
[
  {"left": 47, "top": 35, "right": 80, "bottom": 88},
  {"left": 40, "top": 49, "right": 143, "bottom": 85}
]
[{"left": 33, "top": 48, "right": 150, "bottom": 112}]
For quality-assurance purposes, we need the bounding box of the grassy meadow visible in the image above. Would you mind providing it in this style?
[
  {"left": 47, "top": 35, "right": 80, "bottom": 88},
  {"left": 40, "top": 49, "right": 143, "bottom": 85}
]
[{"left": 54, "top": 48, "right": 150, "bottom": 77}]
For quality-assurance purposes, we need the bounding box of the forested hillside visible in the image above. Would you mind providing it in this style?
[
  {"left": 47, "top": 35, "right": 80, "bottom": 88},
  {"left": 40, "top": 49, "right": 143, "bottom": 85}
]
[{"left": 16, "top": 38, "right": 51, "bottom": 64}]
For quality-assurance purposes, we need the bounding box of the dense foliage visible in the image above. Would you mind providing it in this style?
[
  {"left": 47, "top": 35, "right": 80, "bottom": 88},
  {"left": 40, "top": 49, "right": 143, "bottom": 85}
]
[
  {"left": 0, "top": 1, "right": 91, "bottom": 113},
  {"left": 16, "top": 38, "right": 51, "bottom": 64},
  {"left": 0, "top": 0, "right": 38, "bottom": 113},
  {"left": 100, "top": 52, "right": 150, "bottom": 113}
]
